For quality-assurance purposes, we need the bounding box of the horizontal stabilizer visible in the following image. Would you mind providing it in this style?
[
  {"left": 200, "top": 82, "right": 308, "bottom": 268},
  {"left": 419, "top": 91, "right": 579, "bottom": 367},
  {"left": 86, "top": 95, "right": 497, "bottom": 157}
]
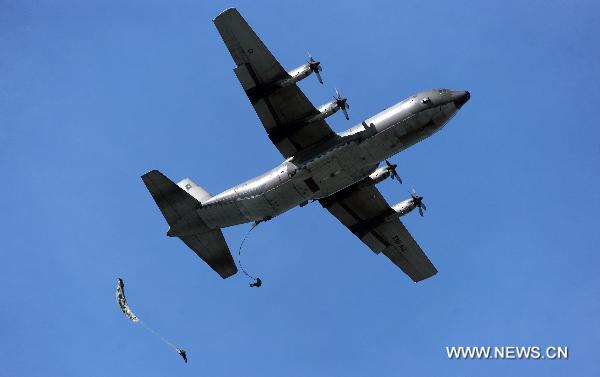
[
  {"left": 180, "top": 230, "right": 238, "bottom": 279},
  {"left": 142, "top": 170, "right": 237, "bottom": 279}
]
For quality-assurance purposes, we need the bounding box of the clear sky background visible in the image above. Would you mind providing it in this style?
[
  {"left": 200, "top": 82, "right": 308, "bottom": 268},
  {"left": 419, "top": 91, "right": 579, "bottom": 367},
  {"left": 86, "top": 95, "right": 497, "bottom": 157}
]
[{"left": 2, "top": 0, "right": 599, "bottom": 376}]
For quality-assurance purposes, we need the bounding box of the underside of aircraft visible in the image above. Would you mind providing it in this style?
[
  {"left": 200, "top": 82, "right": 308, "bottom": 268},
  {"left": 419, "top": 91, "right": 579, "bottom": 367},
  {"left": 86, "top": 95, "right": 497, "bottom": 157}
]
[{"left": 142, "top": 8, "right": 470, "bottom": 283}]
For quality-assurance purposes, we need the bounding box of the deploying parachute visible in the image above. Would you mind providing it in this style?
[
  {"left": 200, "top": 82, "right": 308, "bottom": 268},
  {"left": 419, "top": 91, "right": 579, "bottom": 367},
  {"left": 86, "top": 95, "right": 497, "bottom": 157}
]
[
  {"left": 116, "top": 278, "right": 139, "bottom": 322},
  {"left": 115, "top": 278, "right": 188, "bottom": 364}
]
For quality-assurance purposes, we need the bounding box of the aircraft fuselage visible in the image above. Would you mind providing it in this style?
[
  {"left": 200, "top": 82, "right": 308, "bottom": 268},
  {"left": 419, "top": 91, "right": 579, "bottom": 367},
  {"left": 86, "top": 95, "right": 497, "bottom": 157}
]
[{"left": 197, "top": 89, "right": 469, "bottom": 229}]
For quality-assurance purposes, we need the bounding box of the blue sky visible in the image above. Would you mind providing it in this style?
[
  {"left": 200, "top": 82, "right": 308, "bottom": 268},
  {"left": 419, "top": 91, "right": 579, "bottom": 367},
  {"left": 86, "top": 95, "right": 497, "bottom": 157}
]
[{"left": 1, "top": 0, "right": 599, "bottom": 375}]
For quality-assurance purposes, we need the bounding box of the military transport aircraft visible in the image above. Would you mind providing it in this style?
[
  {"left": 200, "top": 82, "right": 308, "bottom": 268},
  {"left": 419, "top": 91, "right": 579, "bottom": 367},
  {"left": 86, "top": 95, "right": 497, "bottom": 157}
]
[{"left": 142, "top": 8, "right": 470, "bottom": 283}]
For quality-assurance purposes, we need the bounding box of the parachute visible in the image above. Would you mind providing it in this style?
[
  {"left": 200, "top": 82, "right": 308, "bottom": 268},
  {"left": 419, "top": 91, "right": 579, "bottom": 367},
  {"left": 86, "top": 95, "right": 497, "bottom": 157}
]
[
  {"left": 115, "top": 278, "right": 187, "bottom": 363},
  {"left": 116, "top": 278, "right": 139, "bottom": 322}
]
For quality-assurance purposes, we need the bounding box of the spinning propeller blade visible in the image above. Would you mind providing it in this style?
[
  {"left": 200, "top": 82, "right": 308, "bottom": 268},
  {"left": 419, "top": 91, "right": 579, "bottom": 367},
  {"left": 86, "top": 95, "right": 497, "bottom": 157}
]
[
  {"left": 410, "top": 189, "right": 427, "bottom": 217},
  {"left": 385, "top": 160, "right": 402, "bottom": 184},
  {"left": 334, "top": 88, "right": 350, "bottom": 120},
  {"left": 307, "top": 52, "right": 323, "bottom": 84}
]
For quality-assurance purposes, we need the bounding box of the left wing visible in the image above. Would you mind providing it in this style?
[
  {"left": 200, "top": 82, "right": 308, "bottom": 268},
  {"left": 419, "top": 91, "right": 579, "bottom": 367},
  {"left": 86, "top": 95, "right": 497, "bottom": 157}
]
[
  {"left": 213, "top": 8, "right": 336, "bottom": 158},
  {"left": 320, "top": 181, "right": 438, "bottom": 282}
]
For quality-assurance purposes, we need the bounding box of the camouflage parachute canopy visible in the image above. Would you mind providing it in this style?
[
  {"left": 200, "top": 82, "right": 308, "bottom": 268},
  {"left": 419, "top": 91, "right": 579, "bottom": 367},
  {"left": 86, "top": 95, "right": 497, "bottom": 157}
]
[{"left": 116, "top": 278, "right": 139, "bottom": 322}]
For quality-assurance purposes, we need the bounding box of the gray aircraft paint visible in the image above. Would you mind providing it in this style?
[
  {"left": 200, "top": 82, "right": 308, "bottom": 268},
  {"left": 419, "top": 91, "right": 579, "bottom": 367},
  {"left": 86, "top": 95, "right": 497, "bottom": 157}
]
[
  {"left": 197, "top": 89, "right": 469, "bottom": 229},
  {"left": 141, "top": 7, "right": 470, "bottom": 281}
]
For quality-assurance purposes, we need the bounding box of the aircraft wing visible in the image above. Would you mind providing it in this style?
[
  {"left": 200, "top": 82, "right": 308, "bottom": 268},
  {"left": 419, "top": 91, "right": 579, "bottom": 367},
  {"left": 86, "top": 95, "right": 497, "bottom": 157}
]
[
  {"left": 213, "top": 8, "right": 336, "bottom": 158},
  {"left": 320, "top": 181, "right": 438, "bottom": 282}
]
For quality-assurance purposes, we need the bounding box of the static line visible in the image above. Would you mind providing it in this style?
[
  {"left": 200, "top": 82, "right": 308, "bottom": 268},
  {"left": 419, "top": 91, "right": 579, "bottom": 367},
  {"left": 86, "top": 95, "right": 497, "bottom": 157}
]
[{"left": 237, "top": 221, "right": 260, "bottom": 280}]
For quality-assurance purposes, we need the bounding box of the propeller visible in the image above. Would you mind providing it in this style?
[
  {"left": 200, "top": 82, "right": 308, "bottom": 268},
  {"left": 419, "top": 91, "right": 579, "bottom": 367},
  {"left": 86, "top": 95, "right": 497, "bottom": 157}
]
[
  {"left": 384, "top": 160, "right": 402, "bottom": 184},
  {"left": 307, "top": 52, "right": 323, "bottom": 84},
  {"left": 334, "top": 88, "right": 350, "bottom": 120},
  {"left": 410, "top": 188, "right": 427, "bottom": 217}
]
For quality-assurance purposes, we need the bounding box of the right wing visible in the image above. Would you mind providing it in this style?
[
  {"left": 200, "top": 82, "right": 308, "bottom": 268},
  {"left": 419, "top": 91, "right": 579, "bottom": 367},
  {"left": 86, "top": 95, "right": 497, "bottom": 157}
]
[
  {"left": 320, "top": 180, "right": 438, "bottom": 282},
  {"left": 213, "top": 8, "right": 336, "bottom": 158}
]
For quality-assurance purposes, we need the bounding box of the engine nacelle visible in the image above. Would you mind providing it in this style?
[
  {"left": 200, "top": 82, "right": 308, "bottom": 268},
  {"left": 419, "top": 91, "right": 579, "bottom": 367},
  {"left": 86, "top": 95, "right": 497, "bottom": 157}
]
[
  {"left": 392, "top": 198, "right": 418, "bottom": 217},
  {"left": 277, "top": 54, "right": 323, "bottom": 87},
  {"left": 276, "top": 63, "right": 313, "bottom": 87},
  {"left": 302, "top": 99, "right": 341, "bottom": 123},
  {"left": 369, "top": 166, "right": 393, "bottom": 184}
]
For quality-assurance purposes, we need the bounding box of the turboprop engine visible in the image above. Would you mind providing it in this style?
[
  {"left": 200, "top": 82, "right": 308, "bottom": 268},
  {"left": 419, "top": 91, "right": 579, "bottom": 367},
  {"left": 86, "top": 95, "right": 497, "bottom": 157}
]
[
  {"left": 392, "top": 190, "right": 427, "bottom": 217},
  {"left": 303, "top": 88, "right": 350, "bottom": 123},
  {"left": 369, "top": 160, "right": 402, "bottom": 184},
  {"left": 276, "top": 52, "right": 323, "bottom": 87}
]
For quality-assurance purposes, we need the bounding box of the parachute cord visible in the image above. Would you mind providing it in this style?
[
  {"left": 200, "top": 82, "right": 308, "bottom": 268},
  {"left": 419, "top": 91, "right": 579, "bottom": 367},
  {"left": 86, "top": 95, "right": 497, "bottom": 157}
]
[
  {"left": 138, "top": 320, "right": 179, "bottom": 352},
  {"left": 237, "top": 221, "right": 260, "bottom": 280}
]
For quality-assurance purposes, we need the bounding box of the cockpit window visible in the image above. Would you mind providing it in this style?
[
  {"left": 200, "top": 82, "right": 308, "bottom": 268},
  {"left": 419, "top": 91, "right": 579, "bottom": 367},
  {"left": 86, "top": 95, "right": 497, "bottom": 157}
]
[
  {"left": 438, "top": 89, "right": 450, "bottom": 94},
  {"left": 421, "top": 97, "right": 431, "bottom": 104}
]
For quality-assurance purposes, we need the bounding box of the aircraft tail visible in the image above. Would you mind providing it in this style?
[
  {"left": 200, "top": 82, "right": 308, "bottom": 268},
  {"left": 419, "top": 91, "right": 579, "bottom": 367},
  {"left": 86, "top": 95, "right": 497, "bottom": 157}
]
[
  {"left": 141, "top": 170, "right": 201, "bottom": 227},
  {"left": 141, "top": 170, "right": 238, "bottom": 278},
  {"left": 176, "top": 178, "right": 213, "bottom": 204}
]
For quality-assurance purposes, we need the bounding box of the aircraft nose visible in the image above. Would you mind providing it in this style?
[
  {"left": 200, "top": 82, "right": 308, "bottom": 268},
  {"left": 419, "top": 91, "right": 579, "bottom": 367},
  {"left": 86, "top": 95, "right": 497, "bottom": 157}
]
[{"left": 453, "top": 90, "right": 470, "bottom": 109}]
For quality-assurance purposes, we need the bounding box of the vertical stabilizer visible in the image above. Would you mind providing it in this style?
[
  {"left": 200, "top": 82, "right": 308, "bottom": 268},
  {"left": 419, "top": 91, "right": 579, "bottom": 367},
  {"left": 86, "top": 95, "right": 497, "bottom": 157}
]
[{"left": 177, "top": 178, "right": 212, "bottom": 204}]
